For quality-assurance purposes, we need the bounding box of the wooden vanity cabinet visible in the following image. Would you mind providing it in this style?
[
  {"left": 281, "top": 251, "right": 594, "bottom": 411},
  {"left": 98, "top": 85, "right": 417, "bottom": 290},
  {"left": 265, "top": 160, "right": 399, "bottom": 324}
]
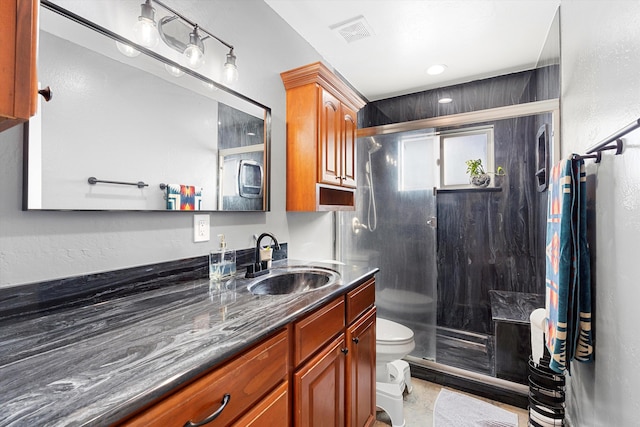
[
  {"left": 118, "top": 276, "right": 376, "bottom": 427},
  {"left": 0, "top": 0, "right": 39, "bottom": 133},
  {"left": 293, "top": 277, "right": 376, "bottom": 427},
  {"left": 281, "top": 62, "right": 366, "bottom": 211},
  {"left": 120, "top": 330, "right": 289, "bottom": 427}
]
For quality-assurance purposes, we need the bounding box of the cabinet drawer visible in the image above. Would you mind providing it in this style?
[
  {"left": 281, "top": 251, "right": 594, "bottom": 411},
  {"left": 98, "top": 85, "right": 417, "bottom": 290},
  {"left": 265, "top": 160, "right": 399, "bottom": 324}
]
[
  {"left": 122, "top": 330, "right": 288, "bottom": 427},
  {"left": 231, "top": 381, "right": 289, "bottom": 427},
  {"left": 294, "top": 297, "right": 345, "bottom": 366},
  {"left": 346, "top": 278, "right": 375, "bottom": 325}
]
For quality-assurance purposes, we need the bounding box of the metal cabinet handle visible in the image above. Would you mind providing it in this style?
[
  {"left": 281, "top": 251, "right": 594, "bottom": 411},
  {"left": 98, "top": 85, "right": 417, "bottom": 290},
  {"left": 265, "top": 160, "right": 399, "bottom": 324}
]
[
  {"left": 184, "top": 394, "right": 231, "bottom": 427},
  {"left": 38, "top": 86, "right": 53, "bottom": 102},
  {"left": 352, "top": 337, "right": 359, "bottom": 344},
  {"left": 341, "top": 348, "right": 348, "bottom": 355}
]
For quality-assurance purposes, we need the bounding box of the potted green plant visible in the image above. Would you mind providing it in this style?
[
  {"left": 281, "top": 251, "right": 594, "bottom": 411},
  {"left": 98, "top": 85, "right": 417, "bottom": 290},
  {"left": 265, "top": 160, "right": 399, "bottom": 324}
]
[{"left": 465, "top": 159, "right": 505, "bottom": 187}]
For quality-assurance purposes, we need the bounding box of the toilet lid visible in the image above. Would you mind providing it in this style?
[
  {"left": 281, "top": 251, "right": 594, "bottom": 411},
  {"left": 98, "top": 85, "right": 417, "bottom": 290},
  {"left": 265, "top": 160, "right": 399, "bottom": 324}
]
[{"left": 376, "top": 317, "right": 414, "bottom": 343}]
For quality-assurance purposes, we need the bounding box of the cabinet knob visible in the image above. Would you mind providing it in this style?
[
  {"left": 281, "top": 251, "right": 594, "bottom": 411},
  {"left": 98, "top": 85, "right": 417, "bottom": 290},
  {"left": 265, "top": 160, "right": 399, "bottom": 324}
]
[
  {"left": 38, "top": 86, "right": 53, "bottom": 102},
  {"left": 335, "top": 176, "right": 341, "bottom": 180},
  {"left": 352, "top": 337, "right": 359, "bottom": 344},
  {"left": 184, "top": 393, "right": 231, "bottom": 427},
  {"left": 341, "top": 348, "right": 348, "bottom": 355}
]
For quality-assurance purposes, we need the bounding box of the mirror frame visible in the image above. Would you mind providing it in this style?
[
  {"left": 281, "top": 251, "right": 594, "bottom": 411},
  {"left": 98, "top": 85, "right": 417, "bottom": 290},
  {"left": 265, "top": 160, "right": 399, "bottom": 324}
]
[{"left": 24, "top": 0, "right": 271, "bottom": 212}]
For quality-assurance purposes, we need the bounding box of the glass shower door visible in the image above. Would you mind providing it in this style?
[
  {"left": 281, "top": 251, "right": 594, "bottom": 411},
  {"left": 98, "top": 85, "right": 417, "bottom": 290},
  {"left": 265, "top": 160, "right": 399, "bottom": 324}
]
[{"left": 337, "top": 128, "right": 438, "bottom": 362}]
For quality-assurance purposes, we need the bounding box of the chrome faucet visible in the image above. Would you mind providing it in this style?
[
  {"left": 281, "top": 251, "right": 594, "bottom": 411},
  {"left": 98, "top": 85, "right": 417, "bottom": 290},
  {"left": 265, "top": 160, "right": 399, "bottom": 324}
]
[{"left": 245, "top": 232, "right": 281, "bottom": 278}]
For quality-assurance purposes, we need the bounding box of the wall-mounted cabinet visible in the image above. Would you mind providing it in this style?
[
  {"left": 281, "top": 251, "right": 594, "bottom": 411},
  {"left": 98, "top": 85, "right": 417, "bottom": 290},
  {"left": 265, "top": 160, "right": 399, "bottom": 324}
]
[
  {"left": 281, "top": 62, "right": 366, "bottom": 211},
  {"left": 0, "top": 0, "right": 39, "bottom": 133}
]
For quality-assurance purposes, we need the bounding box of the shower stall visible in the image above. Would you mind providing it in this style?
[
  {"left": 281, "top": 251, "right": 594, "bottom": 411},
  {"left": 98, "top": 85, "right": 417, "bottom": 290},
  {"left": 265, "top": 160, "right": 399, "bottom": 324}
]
[{"left": 337, "top": 103, "right": 557, "bottom": 392}]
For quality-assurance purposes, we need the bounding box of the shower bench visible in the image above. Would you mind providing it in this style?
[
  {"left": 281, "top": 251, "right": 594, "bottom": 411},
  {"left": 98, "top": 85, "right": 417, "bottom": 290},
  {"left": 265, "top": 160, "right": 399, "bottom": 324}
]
[{"left": 489, "top": 290, "right": 545, "bottom": 384}]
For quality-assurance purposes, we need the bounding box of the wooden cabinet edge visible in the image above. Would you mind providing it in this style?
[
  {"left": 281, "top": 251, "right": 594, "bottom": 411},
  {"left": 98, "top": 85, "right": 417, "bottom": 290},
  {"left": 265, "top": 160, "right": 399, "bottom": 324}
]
[
  {"left": 280, "top": 61, "right": 365, "bottom": 112},
  {"left": 0, "top": 0, "right": 38, "bottom": 133}
]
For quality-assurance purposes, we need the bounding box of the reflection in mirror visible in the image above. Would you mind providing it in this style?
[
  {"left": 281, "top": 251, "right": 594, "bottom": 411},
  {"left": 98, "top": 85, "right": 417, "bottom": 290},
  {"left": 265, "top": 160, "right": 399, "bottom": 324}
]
[{"left": 24, "top": 1, "right": 270, "bottom": 212}]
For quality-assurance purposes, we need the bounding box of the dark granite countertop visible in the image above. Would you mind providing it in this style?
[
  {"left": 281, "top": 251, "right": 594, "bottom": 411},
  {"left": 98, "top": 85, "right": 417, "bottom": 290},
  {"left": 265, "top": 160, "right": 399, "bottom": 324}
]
[
  {"left": 489, "top": 290, "right": 544, "bottom": 325},
  {"left": 0, "top": 259, "right": 378, "bottom": 426}
]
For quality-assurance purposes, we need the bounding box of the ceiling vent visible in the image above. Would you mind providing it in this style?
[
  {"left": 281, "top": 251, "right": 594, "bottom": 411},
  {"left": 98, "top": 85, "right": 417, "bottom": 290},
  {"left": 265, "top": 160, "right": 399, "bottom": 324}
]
[{"left": 330, "top": 15, "right": 374, "bottom": 43}]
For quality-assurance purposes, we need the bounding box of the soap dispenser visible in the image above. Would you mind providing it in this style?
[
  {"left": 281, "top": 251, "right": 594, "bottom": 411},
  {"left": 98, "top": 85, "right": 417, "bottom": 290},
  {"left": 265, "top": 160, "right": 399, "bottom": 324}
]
[{"left": 209, "top": 234, "right": 236, "bottom": 281}]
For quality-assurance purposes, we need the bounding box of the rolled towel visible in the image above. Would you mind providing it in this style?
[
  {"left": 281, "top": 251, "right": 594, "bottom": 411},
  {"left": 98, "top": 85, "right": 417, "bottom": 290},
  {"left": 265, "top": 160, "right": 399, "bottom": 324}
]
[{"left": 530, "top": 308, "right": 546, "bottom": 365}]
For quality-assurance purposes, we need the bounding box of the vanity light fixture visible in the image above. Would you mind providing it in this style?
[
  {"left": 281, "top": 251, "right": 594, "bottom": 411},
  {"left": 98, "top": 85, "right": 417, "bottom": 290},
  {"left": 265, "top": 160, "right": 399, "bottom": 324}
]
[
  {"left": 133, "top": 0, "right": 160, "bottom": 48},
  {"left": 147, "top": 0, "right": 239, "bottom": 81}
]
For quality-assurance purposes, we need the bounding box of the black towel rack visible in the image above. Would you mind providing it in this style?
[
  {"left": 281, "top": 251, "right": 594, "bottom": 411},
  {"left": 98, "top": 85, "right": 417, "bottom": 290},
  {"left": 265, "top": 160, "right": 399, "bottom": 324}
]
[
  {"left": 573, "top": 117, "right": 639, "bottom": 162},
  {"left": 87, "top": 177, "right": 149, "bottom": 188}
]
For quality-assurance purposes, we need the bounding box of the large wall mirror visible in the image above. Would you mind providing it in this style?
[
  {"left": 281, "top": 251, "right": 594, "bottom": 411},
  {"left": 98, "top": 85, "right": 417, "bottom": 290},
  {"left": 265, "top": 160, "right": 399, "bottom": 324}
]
[{"left": 24, "top": 1, "right": 271, "bottom": 212}]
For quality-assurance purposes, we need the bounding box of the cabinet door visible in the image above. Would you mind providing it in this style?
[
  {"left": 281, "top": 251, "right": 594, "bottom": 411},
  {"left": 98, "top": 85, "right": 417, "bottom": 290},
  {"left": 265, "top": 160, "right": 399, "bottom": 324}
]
[
  {"left": 319, "top": 89, "right": 342, "bottom": 186},
  {"left": 341, "top": 105, "right": 358, "bottom": 188},
  {"left": 346, "top": 308, "right": 376, "bottom": 427},
  {"left": 294, "top": 335, "right": 346, "bottom": 427}
]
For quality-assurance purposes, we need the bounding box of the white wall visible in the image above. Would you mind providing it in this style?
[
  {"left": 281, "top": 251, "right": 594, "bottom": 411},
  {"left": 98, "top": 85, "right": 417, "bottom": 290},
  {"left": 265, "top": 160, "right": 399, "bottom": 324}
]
[
  {"left": 0, "top": 0, "right": 333, "bottom": 287},
  {"left": 560, "top": 1, "right": 640, "bottom": 425}
]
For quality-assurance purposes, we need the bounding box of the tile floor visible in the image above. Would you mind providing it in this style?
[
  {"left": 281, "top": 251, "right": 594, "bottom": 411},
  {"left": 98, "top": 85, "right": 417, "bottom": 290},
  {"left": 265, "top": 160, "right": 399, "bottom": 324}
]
[{"left": 373, "top": 377, "right": 529, "bottom": 427}]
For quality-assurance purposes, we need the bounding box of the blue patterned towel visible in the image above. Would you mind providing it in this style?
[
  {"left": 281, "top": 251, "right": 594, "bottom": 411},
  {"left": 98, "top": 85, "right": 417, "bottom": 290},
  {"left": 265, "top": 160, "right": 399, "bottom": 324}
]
[{"left": 545, "top": 157, "right": 593, "bottom": 373}]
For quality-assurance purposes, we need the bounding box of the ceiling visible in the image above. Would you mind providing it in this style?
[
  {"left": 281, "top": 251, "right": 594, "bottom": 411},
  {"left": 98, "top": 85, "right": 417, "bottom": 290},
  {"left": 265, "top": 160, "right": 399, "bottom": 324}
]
[{"left": 264, "top": 0, "right": 560, "bottom": 101}]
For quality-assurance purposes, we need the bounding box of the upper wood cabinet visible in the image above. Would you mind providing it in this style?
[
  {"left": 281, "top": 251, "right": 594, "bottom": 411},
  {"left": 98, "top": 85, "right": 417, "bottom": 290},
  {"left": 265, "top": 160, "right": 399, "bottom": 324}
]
[
  {"left": 0, "top": 0, "right": 39, "bottom": 133},
  {"left": 281, "top": 62, "right": 366, "bottom": 211}
]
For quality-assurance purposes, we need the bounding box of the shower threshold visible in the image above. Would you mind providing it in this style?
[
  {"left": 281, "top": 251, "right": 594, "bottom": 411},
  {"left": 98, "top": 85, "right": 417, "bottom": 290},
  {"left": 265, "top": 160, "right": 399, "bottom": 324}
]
[{"left": 406, "top": 356, "right": 529, "bottom": 409}]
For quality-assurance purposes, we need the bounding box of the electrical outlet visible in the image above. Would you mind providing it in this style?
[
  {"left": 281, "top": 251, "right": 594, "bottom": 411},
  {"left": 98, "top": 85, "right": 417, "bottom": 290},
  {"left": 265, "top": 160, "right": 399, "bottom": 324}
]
[{"left": 193, "top": 214, "right": 210, "bottom": 242}]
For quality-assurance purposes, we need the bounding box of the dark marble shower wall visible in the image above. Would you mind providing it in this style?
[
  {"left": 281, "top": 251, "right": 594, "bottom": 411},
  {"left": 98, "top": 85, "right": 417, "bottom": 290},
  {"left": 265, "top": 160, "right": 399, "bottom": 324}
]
[
  {"left": 359, "top": 69, "right": 537, "bottom": 128},
  {"left": 357, "top": 69, "right": 553, "bottom": 336},
  {"left": 437, "top": 114, "right": 547, "bottom": 335}
]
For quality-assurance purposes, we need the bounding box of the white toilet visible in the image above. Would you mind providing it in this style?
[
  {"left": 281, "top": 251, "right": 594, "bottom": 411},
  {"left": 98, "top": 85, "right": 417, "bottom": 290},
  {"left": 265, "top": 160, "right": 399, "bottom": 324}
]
[{"left": 376, "top": 317, "right": 415, "bottom": 427}]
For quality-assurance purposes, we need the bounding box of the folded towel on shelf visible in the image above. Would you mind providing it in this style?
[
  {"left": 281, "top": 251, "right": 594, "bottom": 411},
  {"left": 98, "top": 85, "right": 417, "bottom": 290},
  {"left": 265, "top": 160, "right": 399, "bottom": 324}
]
[
  {"left": 166, "top": 184, "right": 203, "bottom": 210},
  {"left": 544, "top": 157, "right": 593, "bottom": 374}
]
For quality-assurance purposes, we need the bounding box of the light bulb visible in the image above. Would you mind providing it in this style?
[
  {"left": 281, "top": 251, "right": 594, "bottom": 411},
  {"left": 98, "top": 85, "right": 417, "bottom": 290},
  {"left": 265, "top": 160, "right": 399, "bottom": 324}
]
[
  {"left": 184, "top": 26, "right": 205, "bottom": 69},
  {"left": 116, "top": 41, "right": 140, "bottom": 57},
  {"left": 223, "top": 50, "right": 239, "bottom": 85},
  {"left": 184, "top": 44, "right": 204, "bottom": 69},
  {"left": 164, "top": 63, "right": 184, "bottom": 77},
  {"left": 133, "top": 18, "right": 159, "bottom": 48},
  {"left": 132, "top": 1, "right": 159, "bottom": 48}
]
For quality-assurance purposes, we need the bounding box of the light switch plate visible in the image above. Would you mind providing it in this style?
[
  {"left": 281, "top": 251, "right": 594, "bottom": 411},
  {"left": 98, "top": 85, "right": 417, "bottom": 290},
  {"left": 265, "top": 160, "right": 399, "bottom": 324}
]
[{"left": 193, "top": 214, "right": 210, "bottom": 242}]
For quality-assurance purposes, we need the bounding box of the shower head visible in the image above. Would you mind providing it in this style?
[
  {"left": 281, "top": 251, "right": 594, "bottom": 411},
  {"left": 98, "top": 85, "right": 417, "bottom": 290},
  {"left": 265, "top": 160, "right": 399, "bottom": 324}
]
[{"left": 367, "top": 137, "right": 382, "bottom": 154}]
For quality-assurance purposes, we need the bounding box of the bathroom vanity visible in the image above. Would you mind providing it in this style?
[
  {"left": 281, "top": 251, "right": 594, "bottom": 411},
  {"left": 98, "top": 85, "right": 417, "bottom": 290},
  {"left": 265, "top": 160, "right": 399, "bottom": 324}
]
[{"left": 0, "top": 259, "right": 377, "bottom": 426}]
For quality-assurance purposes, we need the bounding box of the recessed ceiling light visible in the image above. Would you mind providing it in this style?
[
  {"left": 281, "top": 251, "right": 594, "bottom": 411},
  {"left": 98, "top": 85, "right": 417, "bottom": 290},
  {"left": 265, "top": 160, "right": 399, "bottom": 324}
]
[
  {"left": 427, "top": 64, "right": 447, "bottom": 75},
  {"left": 438, "top": 97, "right": 453, "bottom": 104}
]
